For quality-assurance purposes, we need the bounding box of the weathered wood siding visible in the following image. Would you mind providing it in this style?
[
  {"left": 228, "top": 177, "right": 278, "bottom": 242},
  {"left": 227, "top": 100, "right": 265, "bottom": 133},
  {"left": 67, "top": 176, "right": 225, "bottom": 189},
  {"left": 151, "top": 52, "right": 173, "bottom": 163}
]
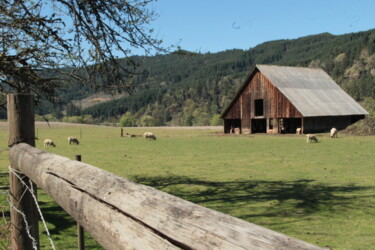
[
  {"left": 241, "top": 85, "right": 252, "bottom": 134},
  {"left": 224, "top": 70, "right": 302, "bottom": 133},
  {"left": 223, "top": 97, "right": 241, "bottom": 119},
  {"left": 250, "top": 72, "right": 302, "bottom": 118}
]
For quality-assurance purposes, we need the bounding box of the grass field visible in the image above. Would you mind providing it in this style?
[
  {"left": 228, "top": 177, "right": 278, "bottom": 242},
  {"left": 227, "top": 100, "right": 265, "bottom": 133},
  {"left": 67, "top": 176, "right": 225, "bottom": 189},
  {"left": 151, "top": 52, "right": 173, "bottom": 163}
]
[{"left": 1, "top": 122, "right": 375, "bottom": 249}]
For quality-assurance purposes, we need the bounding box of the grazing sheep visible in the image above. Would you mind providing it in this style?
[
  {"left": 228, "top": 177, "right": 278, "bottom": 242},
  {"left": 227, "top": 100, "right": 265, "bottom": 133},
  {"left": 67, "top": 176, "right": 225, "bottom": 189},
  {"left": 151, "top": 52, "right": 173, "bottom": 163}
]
[
  {"left": 330, "top": 128, "right": 338, "bottom": 138},
  {"left": 306, "top": 134, "right": 318, "bottom": 143},
  {"left": 44, "top": 139, "right": 56, "bottom": 147},
  {"left": 296, "top": 128, "right": 302, "bottom": 134},
  {"left": 68, "top": 136, "right": 80, "bottom": 145},
  {"left": 143, "top": 132, "right": 156, "bottom": 140}
]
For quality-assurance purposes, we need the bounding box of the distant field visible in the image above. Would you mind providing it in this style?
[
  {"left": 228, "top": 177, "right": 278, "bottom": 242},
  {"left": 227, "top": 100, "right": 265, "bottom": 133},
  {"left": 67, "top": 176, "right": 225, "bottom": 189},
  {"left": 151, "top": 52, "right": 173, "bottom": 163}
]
[{"left": 1, "top": 122, "right": 374, "bottom": 249}]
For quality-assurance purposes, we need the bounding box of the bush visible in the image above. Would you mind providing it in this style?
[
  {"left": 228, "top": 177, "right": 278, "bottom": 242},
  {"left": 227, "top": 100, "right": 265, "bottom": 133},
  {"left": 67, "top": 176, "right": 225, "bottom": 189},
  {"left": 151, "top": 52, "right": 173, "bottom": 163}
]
[
  {"left": 119, "top": 112, "right": 135, "bottom": 127},
  {"left": 139, "top": 115, "right": 157, "bottom": 127},
  {"left": 63, "top": 116, "right": 83, "bottom": 123},
  {"left": 360, "top": 97, "right": 375, "bottom": 117},
  {"left": 35, "top": 114, "right": 58, "bottom": 122},
  {"left": 210, "top": 114, "right": 223, "bottom": 126}
]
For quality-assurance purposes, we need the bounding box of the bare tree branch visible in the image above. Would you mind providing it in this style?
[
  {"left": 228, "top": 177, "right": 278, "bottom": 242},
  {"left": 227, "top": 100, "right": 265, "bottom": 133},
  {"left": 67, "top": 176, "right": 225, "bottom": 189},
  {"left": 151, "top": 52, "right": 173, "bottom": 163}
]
[{"left": 0, "top": 0, "right": 167, "bottom": 103}]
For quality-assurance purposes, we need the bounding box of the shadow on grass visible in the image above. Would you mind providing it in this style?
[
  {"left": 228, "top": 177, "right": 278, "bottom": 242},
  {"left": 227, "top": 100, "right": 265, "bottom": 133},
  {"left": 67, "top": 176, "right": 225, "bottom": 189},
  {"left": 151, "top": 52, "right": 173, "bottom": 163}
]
[
  {"left": 39, "top": 201, "right": 102, "bottom": 249},
  {"left": 131, "top": 175, "right": 374, "bottom": 221},
  {"left": 39, "top": 201, "right": 76, "bottom": 236}
]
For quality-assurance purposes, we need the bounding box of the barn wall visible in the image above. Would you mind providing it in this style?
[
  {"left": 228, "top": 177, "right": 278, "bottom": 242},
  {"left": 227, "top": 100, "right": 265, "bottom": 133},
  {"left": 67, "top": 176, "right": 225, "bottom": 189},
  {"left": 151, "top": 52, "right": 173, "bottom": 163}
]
[
  {"left": 236, "top": 71, "right": 302, "bottom": 134},
  {"left": 223, "top": 70, "right": 303, "bottom": 134},
  {"left": 222, "top": 95, "right": 242, "bottom": 133},
  {"left": 241, "top": 80, "right": 252, "bottom": 134},
  {"left": 223, "top": 98, "right": 241, "bottom": 119}
]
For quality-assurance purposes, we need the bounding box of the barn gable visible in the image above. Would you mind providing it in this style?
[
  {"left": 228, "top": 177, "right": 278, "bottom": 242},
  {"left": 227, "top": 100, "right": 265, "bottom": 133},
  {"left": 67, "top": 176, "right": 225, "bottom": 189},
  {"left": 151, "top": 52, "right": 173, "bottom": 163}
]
[{"left": 222, "top": 65, "right": 368, "bottom": 134}]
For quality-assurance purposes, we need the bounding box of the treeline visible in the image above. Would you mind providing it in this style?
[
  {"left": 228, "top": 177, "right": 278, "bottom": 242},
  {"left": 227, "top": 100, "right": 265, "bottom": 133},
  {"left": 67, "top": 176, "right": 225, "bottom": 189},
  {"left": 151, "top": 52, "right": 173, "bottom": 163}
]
[{"left": 42, "top": 29, "right": 375, "bottom": 126}]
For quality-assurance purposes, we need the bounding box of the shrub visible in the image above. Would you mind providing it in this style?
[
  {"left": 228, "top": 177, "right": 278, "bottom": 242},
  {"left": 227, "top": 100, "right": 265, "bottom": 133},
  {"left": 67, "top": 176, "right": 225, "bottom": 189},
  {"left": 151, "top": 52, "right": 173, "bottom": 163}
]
[
  {"left": 210, "top": 114, "right": 223, "bottom": 126},
  {"left": 119, "top": 112, "right": 135, "bottom": 127}
]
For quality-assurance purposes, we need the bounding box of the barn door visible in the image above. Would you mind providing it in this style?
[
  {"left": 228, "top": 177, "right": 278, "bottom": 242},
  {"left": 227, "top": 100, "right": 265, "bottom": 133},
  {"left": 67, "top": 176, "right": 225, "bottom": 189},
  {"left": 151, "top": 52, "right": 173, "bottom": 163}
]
[{"left": 251, "top": 119, "right": 266, "bottom": 133}]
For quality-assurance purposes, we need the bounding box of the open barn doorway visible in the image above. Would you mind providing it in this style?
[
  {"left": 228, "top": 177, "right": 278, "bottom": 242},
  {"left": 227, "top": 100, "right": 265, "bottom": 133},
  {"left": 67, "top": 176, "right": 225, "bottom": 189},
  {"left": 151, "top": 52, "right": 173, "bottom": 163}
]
[
  {"left": 251, "top": 119, "right": 266, "bottom": 133},
  {"left": 224, "top": 119, "right": 241, "bottom": 134},
  {"left": 279, "top": 118, "right": 302, "bottom": 134}
]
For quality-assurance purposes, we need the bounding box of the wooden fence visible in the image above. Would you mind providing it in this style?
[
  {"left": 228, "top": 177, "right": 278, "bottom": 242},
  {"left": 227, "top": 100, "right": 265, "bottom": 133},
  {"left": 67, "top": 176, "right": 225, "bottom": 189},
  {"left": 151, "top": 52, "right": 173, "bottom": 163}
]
[{"left": 8, "top": 94, "right": 323, "bottom": 249}]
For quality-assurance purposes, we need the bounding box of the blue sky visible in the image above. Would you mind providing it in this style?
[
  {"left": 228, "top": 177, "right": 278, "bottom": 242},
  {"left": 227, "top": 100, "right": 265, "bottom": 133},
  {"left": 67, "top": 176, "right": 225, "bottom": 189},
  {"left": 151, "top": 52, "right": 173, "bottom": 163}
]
[{"left": 149, "top": 0, "right": 375, "bottom": 53}]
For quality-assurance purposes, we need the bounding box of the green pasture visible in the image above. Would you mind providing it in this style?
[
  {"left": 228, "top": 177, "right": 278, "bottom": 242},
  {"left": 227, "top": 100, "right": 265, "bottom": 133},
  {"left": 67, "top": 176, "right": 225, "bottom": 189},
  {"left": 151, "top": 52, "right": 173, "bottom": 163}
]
[{"left": 1, "top": 123, "right": 375, "bottom": 249}]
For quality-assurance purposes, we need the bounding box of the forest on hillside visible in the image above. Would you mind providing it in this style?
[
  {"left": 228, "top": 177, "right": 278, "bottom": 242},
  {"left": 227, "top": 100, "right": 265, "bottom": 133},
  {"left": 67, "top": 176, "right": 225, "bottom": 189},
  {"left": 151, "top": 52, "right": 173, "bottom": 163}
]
[{"left": 33, "top": 29, "right": 375, "bottom": 126}]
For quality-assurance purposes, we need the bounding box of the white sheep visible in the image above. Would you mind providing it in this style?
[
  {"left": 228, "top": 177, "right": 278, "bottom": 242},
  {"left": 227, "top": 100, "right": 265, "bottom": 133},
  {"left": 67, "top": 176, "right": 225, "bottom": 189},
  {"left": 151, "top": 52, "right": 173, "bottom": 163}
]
[
  {"left": 44, "top": 139, "right": 56, "bottom": 147},
  {"left": 330, "top": 128, "right": 338, "bottom": 138},
  {"left": 296, "top": 128, "right": 302, "bottom": 134},
  {"left": 68, "top": 136, "right": 80, "bottom": 145},
  {"left": 143, "top": 132, "right": 156, "bottom": 140},
  {"left": 306, "top": 134, "right": 318, "bottom": 143}
]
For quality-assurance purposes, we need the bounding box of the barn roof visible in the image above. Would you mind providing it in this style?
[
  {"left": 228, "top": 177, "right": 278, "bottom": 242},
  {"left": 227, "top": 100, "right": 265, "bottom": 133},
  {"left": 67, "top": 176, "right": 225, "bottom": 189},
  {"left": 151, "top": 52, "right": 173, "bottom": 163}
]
[{"left": 222, "top": 65, "right": 368, "bottom": 117}]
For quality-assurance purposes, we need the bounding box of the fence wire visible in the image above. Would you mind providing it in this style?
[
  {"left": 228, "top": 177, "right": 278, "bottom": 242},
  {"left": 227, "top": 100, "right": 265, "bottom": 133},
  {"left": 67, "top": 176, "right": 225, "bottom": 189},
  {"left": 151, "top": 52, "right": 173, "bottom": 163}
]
[{"left": 8, "top": 166, "right": 56, "bottom": 250}]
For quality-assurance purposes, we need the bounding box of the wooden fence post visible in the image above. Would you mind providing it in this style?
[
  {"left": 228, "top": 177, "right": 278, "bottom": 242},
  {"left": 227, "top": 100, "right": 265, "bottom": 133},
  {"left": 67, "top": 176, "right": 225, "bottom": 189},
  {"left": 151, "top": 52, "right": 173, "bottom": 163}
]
[
  {"left": 75, "top": 155, "right": 85, "bottom": 250},
  {"left": 7, "top": 94, "right": 39, "bottom": 249}
]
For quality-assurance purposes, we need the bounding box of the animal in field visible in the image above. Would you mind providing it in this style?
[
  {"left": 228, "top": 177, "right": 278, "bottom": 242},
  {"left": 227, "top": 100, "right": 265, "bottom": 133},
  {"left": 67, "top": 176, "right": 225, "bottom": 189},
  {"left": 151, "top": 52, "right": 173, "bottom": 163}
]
[
  {"left": 68, "top": 136, "right": 80, "bottom": 145},
  {"left": 330, "top": 128, "right": 338, "bottom": 138},
  {"left": 44, "top": 139, "right": 56, "bottom": 147},
  {"left": 143, "top": 132, "right": 156, "bottom": 140},
  {"left": 233, "top": 128, "right": 241, "bottom": 134},
  {"left": 296, "top": 128, "right": 302, "bottom": 134},
  {"left": 306, "top": 134, "right": 318, "bottom": 143}
]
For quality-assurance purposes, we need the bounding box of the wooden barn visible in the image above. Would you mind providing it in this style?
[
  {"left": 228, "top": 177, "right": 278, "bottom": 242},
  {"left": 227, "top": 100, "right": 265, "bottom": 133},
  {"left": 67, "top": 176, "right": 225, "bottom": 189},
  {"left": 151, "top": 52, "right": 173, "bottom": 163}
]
[{"left": 221, "top": 65, "right": 368, "bottom": 134}]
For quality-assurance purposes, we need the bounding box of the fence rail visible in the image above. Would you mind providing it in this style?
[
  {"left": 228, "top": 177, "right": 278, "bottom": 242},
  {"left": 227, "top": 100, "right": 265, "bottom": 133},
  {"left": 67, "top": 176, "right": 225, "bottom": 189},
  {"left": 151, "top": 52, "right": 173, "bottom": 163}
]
[{"left": 9, "top": 143, "right": 322, "bottom": 250}]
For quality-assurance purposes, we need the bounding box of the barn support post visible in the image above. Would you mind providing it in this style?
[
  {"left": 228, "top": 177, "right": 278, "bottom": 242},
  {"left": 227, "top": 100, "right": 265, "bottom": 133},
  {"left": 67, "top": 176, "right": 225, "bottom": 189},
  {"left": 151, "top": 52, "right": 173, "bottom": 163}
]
[
  {"left": 75, "top": 155, "right": 85, "bottom": 250},
  {"left": 7, "top": 94, "right": 40, "bottom": 250},
  {"left": 301, "top": 117, "right": 305, "bottom": 134}
]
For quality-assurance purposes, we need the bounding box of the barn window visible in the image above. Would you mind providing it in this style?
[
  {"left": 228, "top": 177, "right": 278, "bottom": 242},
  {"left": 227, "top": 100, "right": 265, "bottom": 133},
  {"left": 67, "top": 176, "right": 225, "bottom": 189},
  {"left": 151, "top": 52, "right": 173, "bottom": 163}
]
[{"left": 254, "top": 99, "right": 264, "bottom": 117}]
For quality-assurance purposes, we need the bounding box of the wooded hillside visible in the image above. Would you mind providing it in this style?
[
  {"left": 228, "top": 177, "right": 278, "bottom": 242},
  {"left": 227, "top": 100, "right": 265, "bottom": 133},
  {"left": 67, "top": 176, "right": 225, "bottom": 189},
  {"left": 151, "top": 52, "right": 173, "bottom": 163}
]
[{"left": 36, "top": 29, "right": 375, "bottom": 126}]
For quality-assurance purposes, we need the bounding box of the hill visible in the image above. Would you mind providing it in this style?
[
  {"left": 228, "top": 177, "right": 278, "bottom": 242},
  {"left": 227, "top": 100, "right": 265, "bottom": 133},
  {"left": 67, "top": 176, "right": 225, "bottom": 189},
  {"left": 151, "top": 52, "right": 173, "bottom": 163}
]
[{"left": 39, "top": 29, "right": 375, "bottom": 126}]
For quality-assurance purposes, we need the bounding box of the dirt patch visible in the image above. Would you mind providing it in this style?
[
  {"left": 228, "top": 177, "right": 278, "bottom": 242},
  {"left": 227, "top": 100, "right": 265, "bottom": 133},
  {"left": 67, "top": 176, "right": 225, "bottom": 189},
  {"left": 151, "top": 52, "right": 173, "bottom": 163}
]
[
  {"left": 342, "top": 117, "right": 375, "bottom": 136},
  {"left": 72, "top": 92, "right": 126, "bottom": 109}
]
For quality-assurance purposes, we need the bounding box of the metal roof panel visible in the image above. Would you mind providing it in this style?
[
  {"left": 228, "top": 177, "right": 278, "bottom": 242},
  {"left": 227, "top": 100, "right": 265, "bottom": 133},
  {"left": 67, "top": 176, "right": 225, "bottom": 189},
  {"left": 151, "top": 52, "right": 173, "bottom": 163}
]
[{"left": 257, "top": 65, "right": 368, "bottom": 116}]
